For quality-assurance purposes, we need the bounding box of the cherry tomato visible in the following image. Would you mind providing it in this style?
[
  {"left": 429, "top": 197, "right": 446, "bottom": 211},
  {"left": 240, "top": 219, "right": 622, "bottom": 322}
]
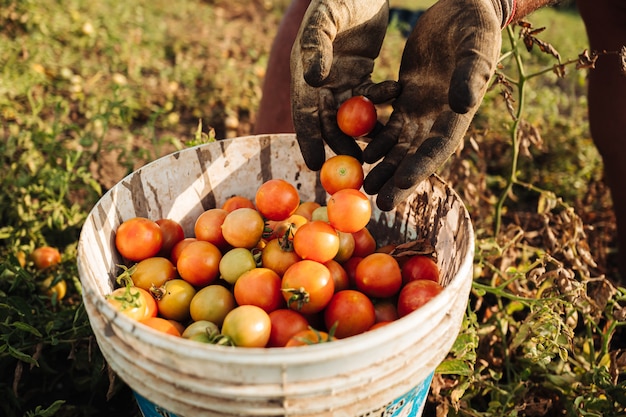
[
  {"left": 255, "top": 179, "right": 300, "bottom": 221},
  {"left": 194, "top": 208, "right": 229, "bottom": 250},
  {"left": 320, "top": 155, "right": 364, "bottom": 195},
  {"left": 219, "top": 247, "right": 258, "bottom": 285},
  {"left": 176, "top": 240, "right": 222, "bottom": 287},
  {"left": 369, "top": 321, "right": 392, "bottom": 331},
  {"left": 222, "top": 195, "right": 255, "bottom": 212},
  {"left": 351, "top": 228, "right": 377, "bottom": 258},
  {"left": 324, "top": 259, "right": 350, "bottom": 293},
  {"left": 221, "top": 207, "right": 265, "bottom": 249},
  {"left": 397, "top": 279, "right": 444, "bottom": 318},
  {"left": 115, "top": 217, "right": 163, "bottom": 262},
  {"left": 130, "top": 257, "right": 177, "bottom": 291},
  {"left": 323, "top": 290, "right": 376, "bottom": 339},
  {"left": 267, "top": 309, "right": 310, "bottom": 348},
  {"left": 310, "top": 206, "right": 328, "bottom": 222},
  {"left": 327, "top": 189, "right": 371, "bottom": 233},
  {"left": 260, "top": 238, "right": 302, "bottom": 277},
  {"left": 293, "top": 221, "right": 340, "bottom": 263},
  {"left": 181, "top": 320, "right": 220, "bottom": 342},
  {"left": 285, "top": 328, "right": 335, "bottom": 347},
  {"left": 336, "top": 95, "right": 377, "bottom": 137},
  {"left": 342, "top": 256, "right": 363, "bottom": 288},
  {"left": 170, "top": 237, "right": 196, "bottom": 267},
  {"left": 401, "top": 255, "right": 440, "bottom": 285},
  {"left": 30, "top": 246, "right": 62, "bottom": 270},
  {"left": 221, "top": 305, "right": 272, "bottom": 348},
  {"left": 234, "top": 267, "right": 285, "bottom": 313},
  {"left": 107, "top": 286, "right": 158, "bottom": 321},
  {"left": 355, "top": 253, "right": 402, "bottom": 298},
  {"left": 154, "top": 279, "right": 196, "bottom": 322},
  {"left": 268, "top": 214, "right": 308, "bottom": 241},
  {"left": 189, "top": 284, "right": 236, "bottom": 326},
  {"left": 282, "top": 260, "right": 335, "bottom": 314},
  {"left": 155, "top": 218, "right": 185, "bottom": 258},
  {"left": 39, "top": 276, "right": 67, "bottom": 302},
  {"left": 334, "top": 230, "right": 355, "bottom": 263},
  {"left": 373, "top": 299, "right": 399, "bottom": 323},
  {"left": 293, "top": 201, "right": 322, "bottom": 221},
  {"left": 139, "top": 316, "right": 182, "bottom": 337}
]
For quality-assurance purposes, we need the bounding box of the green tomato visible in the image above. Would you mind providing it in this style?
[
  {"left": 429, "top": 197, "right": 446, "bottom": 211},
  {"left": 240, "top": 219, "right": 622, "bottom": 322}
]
[{"left": 219, "top": 248, "right": 257, "bottom": 285}]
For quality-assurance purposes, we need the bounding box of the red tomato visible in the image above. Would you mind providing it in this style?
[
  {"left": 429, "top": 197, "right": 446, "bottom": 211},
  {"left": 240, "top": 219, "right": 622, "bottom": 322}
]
[
  {"left": 397, "top": 279, "right": 444, "bottom": 318},
  {"left": 323, "top": 290, "right": 376, "bottom": 339},
  {"left": 176, "top": 240, "right": 222, "bottom": 287},
  {"left": 221, "top": 305, "right": 272, "bottom": 347},
  {"left": 267, "top": 309, "right": 310, "bottom": 348},
  {"left": 30, "top": 246, "right": 62, "bottom": 270},
  {"left": 342, "top": 256, "right": 363, "bottom": 288},
  {"left": 293, "top": 221, "right": 340, "bottom": 263},
  {"left": 261, "top": 238, "right": 302, "bottom": 277},
  {"left": 169, "top": 237, "right": 197, "bottom": 266},
  {"left": 285, "top": 328, "right": 335, "bottom": 347},
  {"left": 255, "top": 179, "right": 300, "bottom": 221},
  {"left": 351, "top": 228, "right": 377, "bottom": 258},
  {"left": 107, "top": 286, "right": 158, "bottom": 321},
  {"left": 155, "top": 219, "right": 185, "bottom": 259},
  {"left": 293, "top": 201, "right": 321, "bottom": 221},
  {"left": 194, "top": 208, "right": 229, "bottom": 250},
  {"left": 130, "top": 256, "right": 177, "bottom": 291},
  {"left": 336, "top": 95, "right": 377, "bottom": 137},
  {"left": 324, "top": 259, "right": 350, "bottom": 292},
  {"left": 401, "top": 255, "right": 440, "bottom": 284},
  {"left": 221, "top": 207, "right": 265, "bottom": 249},
  {"left": 320, "top": 155, "right": 365, "bottom": 195},
  {"left": 282, "top": 260, "right": 335, "bottom": 314},
  {"left": 327, "top": 189, "right": 371, "bottom": 233},
  {"left": 115, "top": 217, "right": 163, "bottom": 262},
  {"left": 234, "top": 267, "right": 285, "bottom": 313},
  {"left": 189, "top": 284, "right": 236, "bottom": 326},
  {"left": 139, "top": 316, "right": 182, "bottom": 337},
  {"left": 222, "top": 195, "right": 256, "bottom": 212},
  {"left": 373, "top": 299, "right": 399, "bottom": 323},
  {"left": 154, "top": 279, "right": 196, "bottom": 322},
  {"left": 355, "top": 253, "right": 402, "bottom": 298}
]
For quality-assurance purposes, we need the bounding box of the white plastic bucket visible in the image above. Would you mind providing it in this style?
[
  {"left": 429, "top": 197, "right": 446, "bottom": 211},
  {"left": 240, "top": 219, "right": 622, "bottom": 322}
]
[{"left": 77, "top": 134, "right": 474, "bottom": 417}]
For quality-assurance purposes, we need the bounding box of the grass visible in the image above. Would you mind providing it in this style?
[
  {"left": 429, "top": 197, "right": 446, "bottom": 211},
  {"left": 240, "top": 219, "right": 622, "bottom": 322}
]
[{"left": 1, "top": 0, "right": 624, "bottom": 416}]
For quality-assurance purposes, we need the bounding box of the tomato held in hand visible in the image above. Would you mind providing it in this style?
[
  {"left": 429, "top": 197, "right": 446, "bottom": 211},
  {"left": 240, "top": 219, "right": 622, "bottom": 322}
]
[
  {"left": 397, "top": 279, "right": 444, "bottom": 318},
  {"left": 320, "top": 155, "right": 364, "bottom": 195},
  {"left": 323, "top": 290, "right": 376, "bottom": 339},
  {"left": 336, "top": 95, "right": 377, "bottom": 137},
  {"left": 115, "top": 217, "right": 163, "bottom": 262}
]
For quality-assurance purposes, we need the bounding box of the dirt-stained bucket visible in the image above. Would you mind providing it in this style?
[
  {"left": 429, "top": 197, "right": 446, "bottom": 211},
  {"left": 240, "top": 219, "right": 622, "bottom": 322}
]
[{"left": 77, "top": 134, "right": 474, "bottom": 417}]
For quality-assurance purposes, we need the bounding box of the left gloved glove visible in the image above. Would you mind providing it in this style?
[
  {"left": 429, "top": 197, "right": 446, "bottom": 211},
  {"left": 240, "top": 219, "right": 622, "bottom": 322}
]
[
  {"left": 290, "top": 0, "right": 400, "bottom": 171},
  {"left": 362, "top": 0, "right": 515, "bottom": 211}
]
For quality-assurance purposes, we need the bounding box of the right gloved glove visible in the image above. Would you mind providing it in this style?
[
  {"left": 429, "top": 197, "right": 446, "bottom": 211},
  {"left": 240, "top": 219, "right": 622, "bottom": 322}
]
[
  {"left": 362, "top": 0, "right": 515, "bottom": 211},
  {"left": 290, "top": 0, "right": 401, "bottom": 171}
]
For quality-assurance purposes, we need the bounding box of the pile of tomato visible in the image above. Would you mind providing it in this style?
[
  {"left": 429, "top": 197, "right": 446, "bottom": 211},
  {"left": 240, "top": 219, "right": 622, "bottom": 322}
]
[{"left": 107, "top": 154, "right": 444, "bottom": 348}]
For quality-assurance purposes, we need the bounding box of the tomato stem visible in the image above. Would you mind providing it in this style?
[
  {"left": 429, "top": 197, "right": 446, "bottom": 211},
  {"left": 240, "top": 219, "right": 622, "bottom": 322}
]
[{"left": 281, "top": 287, "right": 310, "bottom": 311}]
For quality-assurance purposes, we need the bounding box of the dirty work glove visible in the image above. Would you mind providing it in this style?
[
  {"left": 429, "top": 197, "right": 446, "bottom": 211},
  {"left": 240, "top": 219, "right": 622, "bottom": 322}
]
[
  {"left": 291, "top": 0, "right": 401, "bottom": 171},
  {"left": 362, "top": 0, "right": 515, "bottom": 211}
]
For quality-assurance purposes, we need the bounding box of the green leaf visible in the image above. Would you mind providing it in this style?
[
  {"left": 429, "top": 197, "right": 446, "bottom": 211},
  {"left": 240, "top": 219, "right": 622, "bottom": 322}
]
[{"left": 12, "top": 320, "right": 43, "bottom": 337}]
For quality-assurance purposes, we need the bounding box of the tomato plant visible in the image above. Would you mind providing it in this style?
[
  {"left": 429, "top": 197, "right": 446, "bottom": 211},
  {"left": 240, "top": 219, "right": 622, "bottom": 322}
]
[
  {"left": 292, "top": 220, "right": 340, "bottom": 263},
  {"left": 327, "top": 188, "right": 371, "bottom": 233},
  {"left": 156, "top": 218, "right": 185, "bottom": 259},
  {"left": 255, "top": 179, "right": 300, "bottom": 221},
  {"left": 401, "top": 255, "right": 440, "bottom": 285},
  {"left": 336, "top": 95, "right": 377, "bottom": 137},
  {"left": 323, "top": 290, "right": 376, "bottom": 339},
  {"left": 221, "top": 207, "right": 265, "bottom": 249},
  {"left": 176, "top": 240, "right": 222, "bottom": 287},
  {"left": 320, "top": 155, "right": 364, "bottom": 195},
  {"left": 234, "top": 267, "right": 285, "bottom": 313},
  {"left": 30, "top": 246, "right": 62, "bottom": 270},
  {"left": 282, "top": 260, "right": 335, "bottom": 314},
  {"left": 397, "top": 279, "right": 444, "bottom": 318},
  {"left": 153, "top": 279, "right": 196, "bottom": 322},
  {"left": 221, "top": 305, "right": 272, "bottom": 348},
  {"left": 115, "top": 217, "right": 163, "bottom": 262},
  {"left": 189, "top": 284, "right": 236, "bottom": 326},
  {"left": 219, "top": 247, "right": 258, "bottom": 285},
  {"left": 355, "top": 253, "right": 402, "bottom": 298},
  {"left": 194, "top": 208, "right": 229, "bottom": 250},
  {"left": 267, "top": 309, "right": 310, "bottom": 348},
  {"left": 128, "top": 256, "right": 177, "bottom": 291},
  {"left": 107, "top": 285, "right": 158, "bottom": 321}
]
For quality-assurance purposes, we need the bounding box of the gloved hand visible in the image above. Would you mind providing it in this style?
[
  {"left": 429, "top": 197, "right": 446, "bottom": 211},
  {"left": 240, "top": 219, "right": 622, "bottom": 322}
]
[
  {"left": 362, "top": 0, "right": 511, "bottom": 211},
  {"left": 290, "top": 0, "right": 401, "bottom": 171}
]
